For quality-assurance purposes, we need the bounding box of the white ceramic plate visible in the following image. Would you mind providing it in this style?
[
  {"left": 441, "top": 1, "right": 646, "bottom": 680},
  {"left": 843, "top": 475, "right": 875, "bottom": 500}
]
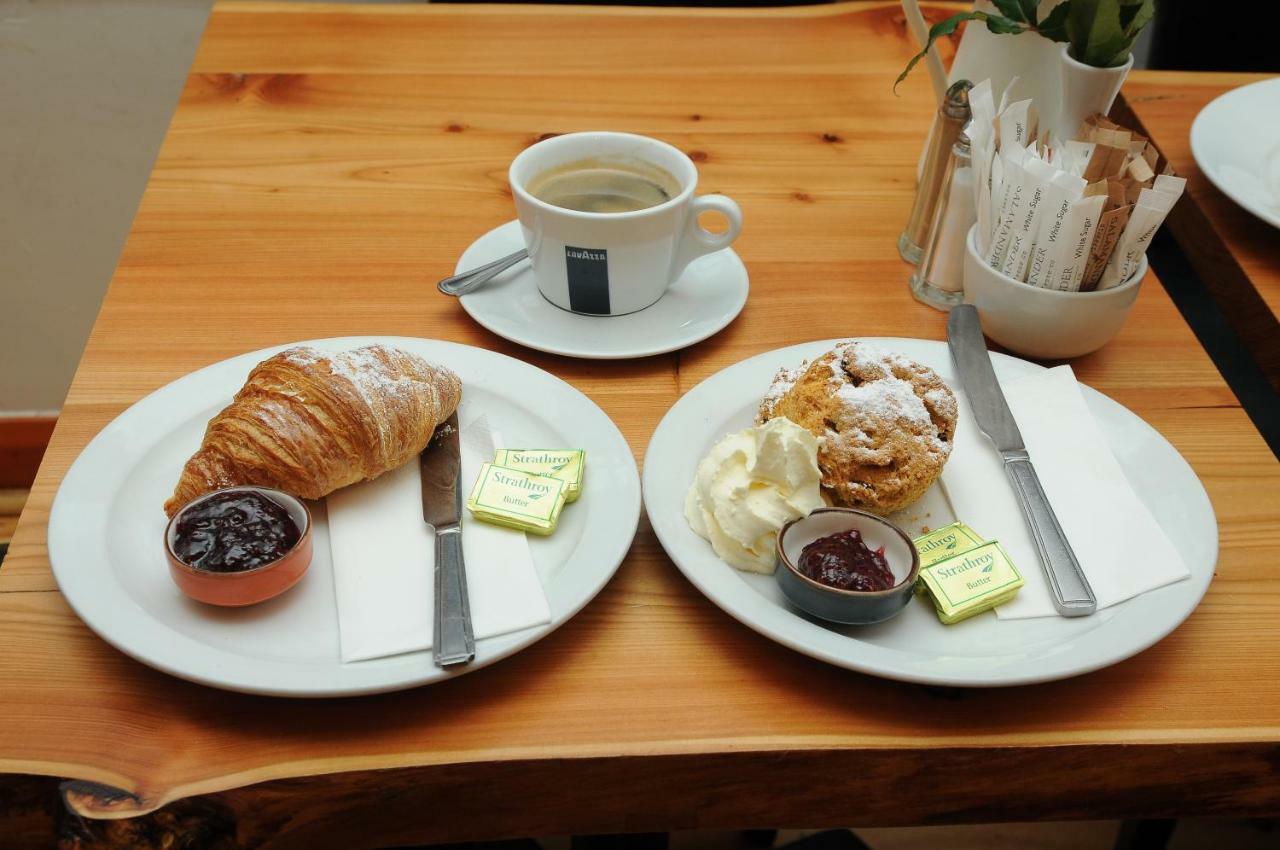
[
  {"left": 643, "top": 338, "right": 1217, "bottom": 687},
  {"left": 1190, "top": 76, "right": 1280, "bottom": 230},
  {"left": 48, "top": 337, "right": 641, "bottom": 697},
  {"left": 456, "top": 220, "right": 748, "bottom": 359}
]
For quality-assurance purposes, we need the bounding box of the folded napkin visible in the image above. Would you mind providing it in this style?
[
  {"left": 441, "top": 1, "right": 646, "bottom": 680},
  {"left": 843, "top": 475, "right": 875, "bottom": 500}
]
[
  {"left": 941, "top": 365, "right": 1190, "bottom": 619},
  {"left": 327, "top": 415, "right": 552, "bottom": 662}
]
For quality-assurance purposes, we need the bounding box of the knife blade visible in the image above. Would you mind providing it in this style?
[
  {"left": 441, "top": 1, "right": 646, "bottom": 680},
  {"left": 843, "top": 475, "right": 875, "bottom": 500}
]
[
  {"left": 421, "top": 413, "right": 462, "bottom": 528},
  {"left": 947, "top": 305, "right": 1097, "bottom": 617},
  {"left": 419, "top": 413, "right": 475, "bottom": 666}
]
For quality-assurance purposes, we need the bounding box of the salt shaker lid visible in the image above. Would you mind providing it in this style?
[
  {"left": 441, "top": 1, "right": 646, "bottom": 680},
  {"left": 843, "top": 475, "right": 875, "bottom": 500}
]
[{"left": 943, "top": 80, "right": 973, "bottom": 120}]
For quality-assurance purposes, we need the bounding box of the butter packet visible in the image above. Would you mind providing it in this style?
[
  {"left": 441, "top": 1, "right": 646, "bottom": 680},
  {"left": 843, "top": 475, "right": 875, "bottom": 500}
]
[
  {"left": 912, "top": 522, "right": 986, "bottom": 595},
  {"left": 917, "top": 541, "right": 1024, "bottom": 625},
  {"left": 914, "top": 521, "right": 986, "bottom": 567},
  {"left": 466, "top": 463, "right": 568, "bottom": 536},
  {"left": 493, "top": 449, "right": 584, "bottom": 503}
]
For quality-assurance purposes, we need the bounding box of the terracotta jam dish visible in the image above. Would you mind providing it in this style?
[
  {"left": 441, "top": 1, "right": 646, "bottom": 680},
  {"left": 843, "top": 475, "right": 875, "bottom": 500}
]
[{"left": 164, "top": 486, "right": 312, "bottom": 606}]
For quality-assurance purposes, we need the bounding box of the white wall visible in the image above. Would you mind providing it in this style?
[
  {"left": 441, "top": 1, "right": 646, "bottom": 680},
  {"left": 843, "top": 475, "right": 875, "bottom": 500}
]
[{"left": 0, "top": 0, "right": 212, "bottom": 412}]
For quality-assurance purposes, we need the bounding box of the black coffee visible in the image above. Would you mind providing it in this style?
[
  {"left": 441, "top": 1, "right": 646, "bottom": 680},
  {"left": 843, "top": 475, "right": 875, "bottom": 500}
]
[{"left": 527, "top": 157, "right": 682, "bottom": 213}]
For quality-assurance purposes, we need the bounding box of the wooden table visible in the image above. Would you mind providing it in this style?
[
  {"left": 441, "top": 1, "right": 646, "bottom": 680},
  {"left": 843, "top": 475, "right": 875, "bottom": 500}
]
[
  {"left": 1116, "top": 72, "right": 1280, "bottom": 392},
  {"left": 3, "top": 3, "right": 1279, "bottom": 847}
]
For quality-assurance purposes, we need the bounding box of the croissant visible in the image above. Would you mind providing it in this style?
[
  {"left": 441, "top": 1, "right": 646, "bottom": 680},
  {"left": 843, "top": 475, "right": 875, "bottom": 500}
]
[{"left": 165, "top": 344, "right": 461, "bottom": 516}]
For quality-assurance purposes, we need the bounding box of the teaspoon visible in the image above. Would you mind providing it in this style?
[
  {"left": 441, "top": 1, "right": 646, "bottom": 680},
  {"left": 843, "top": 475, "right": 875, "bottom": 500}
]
[{"left": 437, "top": 249, "right": 529, "bottom": 297}]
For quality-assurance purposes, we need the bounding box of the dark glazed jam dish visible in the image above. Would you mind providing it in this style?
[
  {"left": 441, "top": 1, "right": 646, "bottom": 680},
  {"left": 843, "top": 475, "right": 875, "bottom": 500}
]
[
  {"left": 796, "top": 528, "right": 897, "bottom": 592},
  {"left": 775, "top": 508, "right": 920, "bottom": 626},
  {"left": 172, "top": 490, "right": 301, "bottom": 573}
]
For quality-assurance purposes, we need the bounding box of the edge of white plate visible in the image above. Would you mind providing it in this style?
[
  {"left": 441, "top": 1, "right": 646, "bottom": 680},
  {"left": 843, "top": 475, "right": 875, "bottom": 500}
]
[
  {"left": 47, "top": 337, "right": 642, "bottom": 697},
  {"left": 642, "top": 337, "right": 1217, "bottom": 687},
  {"left": 1190, "top": 77, "right": 1280, "bottom": 230}
]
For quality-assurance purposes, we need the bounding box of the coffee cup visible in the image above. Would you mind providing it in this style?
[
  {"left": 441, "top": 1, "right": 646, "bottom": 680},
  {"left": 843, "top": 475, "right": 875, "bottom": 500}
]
[{"left": 509, "top": 131, "right": 743, "bottom": 316}]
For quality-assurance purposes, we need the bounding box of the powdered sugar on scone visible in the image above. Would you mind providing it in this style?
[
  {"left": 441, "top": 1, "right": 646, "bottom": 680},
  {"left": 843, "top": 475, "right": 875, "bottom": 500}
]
[
  {"left": 761, "top": 362, "right": 804, "bottom": 419},
  {"left": 834, "top": 375, "right": 931, "bottom": 428},
  {"left": 757, "top": 341, "right": 957, "bottom": 515}
]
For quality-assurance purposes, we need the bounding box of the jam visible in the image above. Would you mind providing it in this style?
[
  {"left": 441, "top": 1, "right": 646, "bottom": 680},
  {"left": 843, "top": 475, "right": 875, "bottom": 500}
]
[
  {"left": 797, "top": 528, "right": 896, "bottom": 592},
  {"left": 172, "top": 490, "right": 301, "bottom": 573}
]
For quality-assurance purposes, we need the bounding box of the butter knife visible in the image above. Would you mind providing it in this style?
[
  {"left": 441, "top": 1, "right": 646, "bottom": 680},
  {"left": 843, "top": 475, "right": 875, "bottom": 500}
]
[
  {"left": 419, "top": 413, "right": 476, "bottom": 666},
  {"left": 947, "top": 305, "right": 1097, "bottom": 617}
]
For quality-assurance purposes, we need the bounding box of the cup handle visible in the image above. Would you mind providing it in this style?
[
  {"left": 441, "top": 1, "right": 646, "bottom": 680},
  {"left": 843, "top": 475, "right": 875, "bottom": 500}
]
[{"left": 671, "top": 194, "right": 743, "bottom": 279}]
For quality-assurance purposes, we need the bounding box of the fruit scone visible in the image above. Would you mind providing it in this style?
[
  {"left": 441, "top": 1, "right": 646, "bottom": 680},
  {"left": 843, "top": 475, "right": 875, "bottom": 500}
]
[{"left": 758, "top": 341, "right": 957, "bottom": 515}]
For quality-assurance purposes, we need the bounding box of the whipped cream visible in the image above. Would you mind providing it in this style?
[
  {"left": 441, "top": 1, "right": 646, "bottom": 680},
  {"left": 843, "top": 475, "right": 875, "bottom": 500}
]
[{"left": 684, "top": 417, "right": 823, "bottom": 573}]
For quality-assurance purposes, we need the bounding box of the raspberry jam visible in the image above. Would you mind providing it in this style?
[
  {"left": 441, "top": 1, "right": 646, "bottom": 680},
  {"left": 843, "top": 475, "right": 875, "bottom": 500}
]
[
  {"left": 172, "top": 490, "right": 300, "bottom": 573},
  {"left": 796, "top": 528, "right": 896, "bottom": 592}
]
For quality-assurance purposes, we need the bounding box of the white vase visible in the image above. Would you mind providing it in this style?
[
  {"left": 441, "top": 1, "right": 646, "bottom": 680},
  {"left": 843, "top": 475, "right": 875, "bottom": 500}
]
[
  {"left": 1056, "top": 43, "right": 1134, "bottom": 138},
  {"left": 947, "top": 1, "right": 1066, "bottom": 107},
  {"left": 901, "top": 1, "right": 1067, "bottom": 108}
]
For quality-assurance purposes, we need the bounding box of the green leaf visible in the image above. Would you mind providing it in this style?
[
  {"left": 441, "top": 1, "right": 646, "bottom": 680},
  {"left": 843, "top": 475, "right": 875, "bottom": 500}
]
[
  {"left": 1095, "top": 30, "right": 1136, "bottom": 65},
  {"left": 1121, "top": 0, "right": 1155, "bottom": 38},
  {"left": 1118, "top": 0, "right": 1140, "bottom": 29},
  {"left": 1036, "top": 2, "right": 1071, "bottom": 42},
  {"left": 986, "top": 15, "right": 1028, "bottom": 34},
  {"left": 992, "top": 0, "right": 1032, "bottom": 23},
  {"left": 895, "top": 12, "right": 983, "bottom": 92},
  {"left": 1067, "top": 0, "right": 1130, "bottom": 66},
  {"left": 894, "top": 12, "right": 1029, "bottom": 92}
]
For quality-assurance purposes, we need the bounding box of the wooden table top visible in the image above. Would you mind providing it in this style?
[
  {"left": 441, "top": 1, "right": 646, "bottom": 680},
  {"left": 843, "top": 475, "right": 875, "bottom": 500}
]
[
  {"left": 2, "top": 3, "right": 1278, "bottom": 844},
  {"left": 1118, "top": 71, "right": 1280, "bottom": 389}
]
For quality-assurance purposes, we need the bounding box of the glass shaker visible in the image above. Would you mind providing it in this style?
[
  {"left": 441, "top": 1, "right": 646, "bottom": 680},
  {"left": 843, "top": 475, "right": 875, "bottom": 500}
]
[
  {"left": 898, "top": 80, "right": 972, "bottom": 264},
  {"left": 910, "top": 131, "right": 974, "bottom": 311}
]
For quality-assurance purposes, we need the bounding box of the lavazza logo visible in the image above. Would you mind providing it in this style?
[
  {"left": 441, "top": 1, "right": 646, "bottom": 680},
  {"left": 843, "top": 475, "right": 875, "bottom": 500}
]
[{"left": 566, "top": 248, "right": 606, "bottom": 262}]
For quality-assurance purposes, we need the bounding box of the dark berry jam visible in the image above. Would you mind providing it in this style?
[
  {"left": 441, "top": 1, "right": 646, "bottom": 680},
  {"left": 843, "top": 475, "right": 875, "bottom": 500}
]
[
  {"left": 796, "top": 528, "right": 896, "bottom": 592},
  {"left": 172, "top": 490, "right": 301, "bottom": 573}
]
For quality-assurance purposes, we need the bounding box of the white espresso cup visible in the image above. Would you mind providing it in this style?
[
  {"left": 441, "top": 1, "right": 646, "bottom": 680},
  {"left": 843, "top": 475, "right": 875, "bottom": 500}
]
[{"left": 509, "top": 131, "right": 743, "bottom": 316}]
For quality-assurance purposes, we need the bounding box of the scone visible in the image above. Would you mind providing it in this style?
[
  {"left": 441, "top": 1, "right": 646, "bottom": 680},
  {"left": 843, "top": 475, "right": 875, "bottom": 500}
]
[{"left": 758, "top": 342, "right": 957, "bottom": 515}]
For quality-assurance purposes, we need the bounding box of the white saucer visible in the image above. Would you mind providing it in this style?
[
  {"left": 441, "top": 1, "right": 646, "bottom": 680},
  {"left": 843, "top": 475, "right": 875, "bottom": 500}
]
[{"left": 456, "top": 220, "right": 749, "bottom": 359}]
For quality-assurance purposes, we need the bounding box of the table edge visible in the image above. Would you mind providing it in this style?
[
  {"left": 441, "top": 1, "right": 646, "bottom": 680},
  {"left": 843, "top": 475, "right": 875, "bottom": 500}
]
[{"left": 7, "top": 729, "right": 1280, "bottom": 819}]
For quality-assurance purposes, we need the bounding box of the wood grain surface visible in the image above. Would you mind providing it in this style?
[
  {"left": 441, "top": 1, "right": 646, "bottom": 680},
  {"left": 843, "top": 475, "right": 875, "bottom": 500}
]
[
  {"left": 1117, "top": 71, "right": 1280, "bottom": 390},
  {"left": 1, "top": 2, "right": 1278, "bottom": 845}
]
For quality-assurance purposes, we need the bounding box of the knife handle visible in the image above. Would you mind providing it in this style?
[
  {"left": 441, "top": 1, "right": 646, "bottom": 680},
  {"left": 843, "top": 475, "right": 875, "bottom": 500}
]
[
  {"left": 433, "top": 527, "right": 476, "bottom": 666},
  {"left": 1003, "top": 452, "right": 1097, "bottom": 617}
]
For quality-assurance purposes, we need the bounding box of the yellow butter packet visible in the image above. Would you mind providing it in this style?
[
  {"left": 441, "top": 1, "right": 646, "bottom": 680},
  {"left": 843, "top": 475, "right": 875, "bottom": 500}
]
[
  {"left": 466, "top": 463, "right": 568, "bottom": 536},
  {"left": 917, "top": 540, "right": 1024, "bottom": 625},
  {"left": 914, "top": 521, "right": 986, "bottom": 567},
  {"left": 912, "top": 521, "right": 986, "bottom": 595},
  {"left": 493, "top": 449, "right": 584, "bottom": 502}
]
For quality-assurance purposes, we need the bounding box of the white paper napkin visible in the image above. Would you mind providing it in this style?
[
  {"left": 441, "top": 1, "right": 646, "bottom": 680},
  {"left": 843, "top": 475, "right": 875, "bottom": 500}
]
[
  {"left": 327, "top": 415, "right": 552, "bottom": 662},
  {"left": 941, "top": 365, "right": 1190, "bottom": 619}
]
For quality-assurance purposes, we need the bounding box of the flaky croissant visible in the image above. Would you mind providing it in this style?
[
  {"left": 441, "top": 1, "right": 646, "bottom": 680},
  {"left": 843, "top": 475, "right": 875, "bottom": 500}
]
[{"left": 165, "top": 344, "right": 461, "bottom": 516}]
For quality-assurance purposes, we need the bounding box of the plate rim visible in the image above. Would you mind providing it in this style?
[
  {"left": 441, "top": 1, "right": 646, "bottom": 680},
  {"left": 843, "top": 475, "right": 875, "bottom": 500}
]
[
  {"left": 1190, "top": 76, "right": 1280, "bottom": 230},
  {"left": 47, "top": 336, "right": 642, "bottom": 697},
  {"left": 642, "top": 337, "right": 1218, "bottom": 687},
  {"left": 456, "top": 219, "right": 749, "bottom": 360}
]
